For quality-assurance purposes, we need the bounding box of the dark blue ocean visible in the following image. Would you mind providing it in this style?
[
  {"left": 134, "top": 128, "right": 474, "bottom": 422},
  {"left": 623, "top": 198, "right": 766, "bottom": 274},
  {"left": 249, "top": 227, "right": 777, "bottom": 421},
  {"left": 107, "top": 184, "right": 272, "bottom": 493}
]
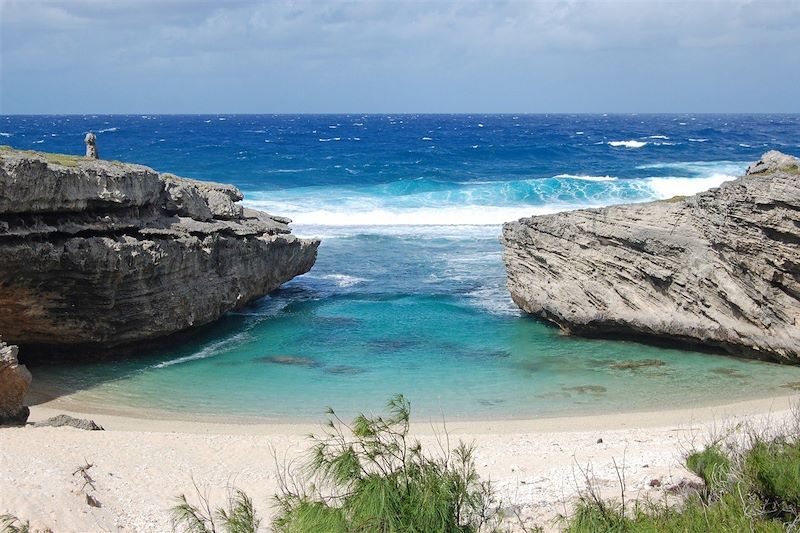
[{"left": 4, "top": 114, "right": 800, "bottom": 420}]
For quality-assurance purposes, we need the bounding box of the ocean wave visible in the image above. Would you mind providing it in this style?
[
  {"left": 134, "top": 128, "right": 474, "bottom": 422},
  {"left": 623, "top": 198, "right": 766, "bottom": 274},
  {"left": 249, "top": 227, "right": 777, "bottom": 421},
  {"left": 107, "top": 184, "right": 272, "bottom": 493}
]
[
  {"left": 647, "top": 135, "right": 669, "bottom": 139},
  {"left": 0, "top": 132, "right": 12, "bottom": 137},
  {"left": 151, "top": 332, "right": 250, "bottom": 369},
  {"left": 465, "top": 286, "right": 521, "bottom": 317},
  {"left": 319, "top": 137, "right": 341, "bottom": 142},
  {"left": 321, "top": 274, "right": 370, "bottom": 287},
  {"left": 608, "top": 140, "right": 647, "bottom": 148},
  {"left": 244, "top": 204, "right": 589, "bottom": 226},
  {"left": 636, "top": 160, "right": 746, "bottom": 176},
  {"left": 553, "top": 174, "right": 618, "bottom": 182},
  {"left": 242, "top": 159, "right": 745, "bottom": 227},
  {"left": 689, "top": 138, "right": 709, "bottom": 142},
  {"left": 97, "top": 127, "right": 118, "bottom": 133},
  {"left": 645, "top": 174, "right": 736, "bottom": 199}
]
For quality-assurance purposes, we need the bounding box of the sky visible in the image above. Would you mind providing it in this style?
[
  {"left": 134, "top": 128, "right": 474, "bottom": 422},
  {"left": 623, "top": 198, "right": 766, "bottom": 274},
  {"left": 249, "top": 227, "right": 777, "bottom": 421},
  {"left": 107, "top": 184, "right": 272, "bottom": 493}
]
[{"left": 1, "top": 0, "right": 799, "bottom": 114}]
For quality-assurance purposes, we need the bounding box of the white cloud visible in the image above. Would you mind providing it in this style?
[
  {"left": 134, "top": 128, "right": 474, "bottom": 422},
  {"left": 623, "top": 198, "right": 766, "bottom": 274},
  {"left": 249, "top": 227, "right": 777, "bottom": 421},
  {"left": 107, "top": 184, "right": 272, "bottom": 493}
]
[{"left": 1, "top": 0, "right": 798, "bottom": 112}]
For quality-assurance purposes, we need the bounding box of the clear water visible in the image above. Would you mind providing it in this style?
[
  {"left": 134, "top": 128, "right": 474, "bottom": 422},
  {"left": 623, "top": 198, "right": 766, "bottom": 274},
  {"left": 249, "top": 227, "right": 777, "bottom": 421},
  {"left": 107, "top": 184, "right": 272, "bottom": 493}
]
[{"left": 4, "top": 114, "right": 800, "bottom": 420}]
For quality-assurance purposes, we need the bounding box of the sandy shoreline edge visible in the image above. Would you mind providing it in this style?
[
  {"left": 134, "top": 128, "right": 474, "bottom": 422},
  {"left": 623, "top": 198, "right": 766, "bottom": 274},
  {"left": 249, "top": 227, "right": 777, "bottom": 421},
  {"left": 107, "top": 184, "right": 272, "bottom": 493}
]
[
  {"left": 25, "top": 392, "right": 798, "bottom": 435},
  {"left": 2, "top": 393, "right": 797, "bottom": 532}
]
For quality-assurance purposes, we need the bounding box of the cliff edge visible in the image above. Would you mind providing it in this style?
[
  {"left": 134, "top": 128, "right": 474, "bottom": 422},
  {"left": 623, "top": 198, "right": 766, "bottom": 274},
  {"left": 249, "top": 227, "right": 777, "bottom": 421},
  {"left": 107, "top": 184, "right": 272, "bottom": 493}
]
[
  {"left": 0, "top": 146, "right": 320, "bottom": 351},
  {"left": 502, "top": 151, "right": 800, "bottom": 363}
]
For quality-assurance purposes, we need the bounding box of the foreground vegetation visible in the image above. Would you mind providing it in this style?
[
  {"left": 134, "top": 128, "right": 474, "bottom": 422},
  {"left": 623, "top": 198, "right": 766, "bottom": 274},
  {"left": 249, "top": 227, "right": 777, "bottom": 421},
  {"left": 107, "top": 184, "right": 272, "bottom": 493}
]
[
  {"left": 10, "top": 396, "right": 797, "bottom": 532},
  {"left": 166, "top": 399, "right": 800, "bottom": 532},
  {"left": 565, "top": 413, "right": 800, "bottom": 533},
  {"left": 172, "top": 394, "right": 510, "bottom": 533}
]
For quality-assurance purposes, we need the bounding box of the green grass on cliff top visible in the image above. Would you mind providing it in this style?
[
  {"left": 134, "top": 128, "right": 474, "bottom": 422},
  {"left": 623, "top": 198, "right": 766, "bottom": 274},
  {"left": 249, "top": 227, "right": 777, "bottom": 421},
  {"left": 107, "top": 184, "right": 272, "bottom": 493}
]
[{"left": 0, "top": 145, "right": 124, "bottom": 167}]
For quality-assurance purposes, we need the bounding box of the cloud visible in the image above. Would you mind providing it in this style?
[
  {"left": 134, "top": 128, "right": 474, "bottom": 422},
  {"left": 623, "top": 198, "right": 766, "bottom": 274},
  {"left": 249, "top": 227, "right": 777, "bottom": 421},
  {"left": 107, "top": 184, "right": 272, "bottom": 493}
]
[{"left": 1, "top": 0, "right": 799, "bottom": 112}]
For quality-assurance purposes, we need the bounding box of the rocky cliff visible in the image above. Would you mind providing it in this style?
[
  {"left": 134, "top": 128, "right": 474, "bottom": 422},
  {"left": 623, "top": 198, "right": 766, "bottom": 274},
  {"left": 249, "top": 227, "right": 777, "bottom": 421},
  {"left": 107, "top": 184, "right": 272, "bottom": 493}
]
[
  {"left": 0, "top": 146, "right": 319, "bottom": 351},
  {"left": 502, "top": 151, "right": 800, "bottom": 363},
  {"left": 0, "top": 338, "right": 30, "bottom": 425}
]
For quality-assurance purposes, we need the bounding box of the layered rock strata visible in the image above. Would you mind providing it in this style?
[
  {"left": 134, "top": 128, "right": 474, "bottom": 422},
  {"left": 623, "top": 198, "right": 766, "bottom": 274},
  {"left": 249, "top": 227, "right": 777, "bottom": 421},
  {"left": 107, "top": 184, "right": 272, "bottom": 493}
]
[
  {"left": 0, "top": 147, "right": 319, "bottom": 350},
  {"left": 502, "top": 151, "right": 800, "bottom": 363}
]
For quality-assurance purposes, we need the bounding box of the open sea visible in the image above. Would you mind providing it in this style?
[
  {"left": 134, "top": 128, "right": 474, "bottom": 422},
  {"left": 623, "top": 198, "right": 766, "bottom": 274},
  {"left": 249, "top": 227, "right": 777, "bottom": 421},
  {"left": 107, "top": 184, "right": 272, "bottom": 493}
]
[{"left": 3, "top": 114, "right": 800, "bottom": 421}]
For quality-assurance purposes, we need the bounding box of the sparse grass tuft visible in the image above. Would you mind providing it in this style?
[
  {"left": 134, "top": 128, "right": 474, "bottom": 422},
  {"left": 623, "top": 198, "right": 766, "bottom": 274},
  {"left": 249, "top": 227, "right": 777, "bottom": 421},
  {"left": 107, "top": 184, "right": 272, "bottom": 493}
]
[
  {"left": 0, "top": 514, "right": 30, "bottom": 533},
  {"left": 562, "top": 404, "right": 800, "bottom": 532},
  {"left": 171, "top": 485, "right": 260, "bottom": 533}
]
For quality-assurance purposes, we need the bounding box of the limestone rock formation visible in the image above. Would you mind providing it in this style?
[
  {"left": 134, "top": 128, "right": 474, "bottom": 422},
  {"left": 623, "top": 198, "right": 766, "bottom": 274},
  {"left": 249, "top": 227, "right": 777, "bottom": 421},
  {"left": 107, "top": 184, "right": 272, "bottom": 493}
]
[
  {"left": 502, "top": 151, "right": 800, "bottom": 363},
  {"left": 84, "top": 132, "right": 98, "bottom": 159},
  {"left": 33, "top": 414, "right": 104, "bottom": 430},
  {"left": 0, "top": 146, "right": 319, "bottom": 350},
  {"left": 0, "top": 338, "right": 31, "bottom": 425}
]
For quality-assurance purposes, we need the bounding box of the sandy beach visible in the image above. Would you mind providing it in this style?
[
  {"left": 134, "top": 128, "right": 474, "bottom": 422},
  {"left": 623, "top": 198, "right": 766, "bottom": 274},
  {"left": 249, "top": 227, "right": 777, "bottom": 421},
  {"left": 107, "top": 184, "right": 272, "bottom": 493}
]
[{"left": 2, "top": 394, "right": 796, "bottom": 532}]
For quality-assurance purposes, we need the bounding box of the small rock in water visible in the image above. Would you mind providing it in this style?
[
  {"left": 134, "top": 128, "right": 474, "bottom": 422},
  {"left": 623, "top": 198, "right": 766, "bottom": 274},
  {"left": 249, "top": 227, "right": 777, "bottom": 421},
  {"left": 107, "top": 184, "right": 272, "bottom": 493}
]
[
  {"left": 33, "top": 414, "right": 104, "bottom": 431},
  {"left": 325, "top": 365, "right": 364, "bottom": 375},
  {"left": 710, "top": 367, "right": 746, "bottom": 378},
  {"left": 596, "top": 438, "right": 603, "bottom": 444},
  {"left": 255, "top": 355, "right": 321, "bottom": 368},
  {"left": 609, "top": 359, "right": 665, "bottom": 370},
  {"left": 563, "top": 385, "right": 607, "bottom": 395}
]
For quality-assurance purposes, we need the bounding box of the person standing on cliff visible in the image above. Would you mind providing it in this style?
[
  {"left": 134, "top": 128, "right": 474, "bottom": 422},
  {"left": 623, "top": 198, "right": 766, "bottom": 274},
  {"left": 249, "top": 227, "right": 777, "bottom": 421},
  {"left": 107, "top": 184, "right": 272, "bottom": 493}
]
[{"left": 84, "top": 132, "right": 99, "bottom": 159}]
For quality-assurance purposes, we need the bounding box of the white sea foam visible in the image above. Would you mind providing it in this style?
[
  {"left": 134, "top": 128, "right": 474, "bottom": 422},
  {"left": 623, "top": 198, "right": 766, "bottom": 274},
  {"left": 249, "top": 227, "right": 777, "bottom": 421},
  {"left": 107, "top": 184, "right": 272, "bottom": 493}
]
[
  {"left": 644, "top": 173, "right": 736, "bottom": 199},
  {"left": 319, "top": 137, "right": 341, "bottom": 142},
  {"left": 32, "top": 140, "right": 44, "bottom": 144},
  {"left": 421, "top": 136, "right": 433, "bottom": 141},
  {"left": 608, "top": 140, "right": 648, "bottom": 148},
  {"left": 553, "top": 174, "right": 618, "bottom": 182},
  {"left": 321, "top": 274, "right": 369, "bottom": 287},
  {"left": 97, "top": 127, "right": 118, "bottom": 133},
  {"left": 242, "top": 203, "right": 585, "bottom": 226},
  {"left": 575, "top": 131, "right": 584, "bottom": 135},
  {"left": 647, "top": 135, "right": 669, "bottom": 139},
  {"left": 689, "top": 138, "right": 709, "bottom": 142},
  {"left": 465, "top": 286, "right": 521, "bottom": 316},
  {"left": 0, "top": 132, "right": 11, "bottom": 137},
  {"left": 151, "top": 332, "right": 250, "bottom": 369}
]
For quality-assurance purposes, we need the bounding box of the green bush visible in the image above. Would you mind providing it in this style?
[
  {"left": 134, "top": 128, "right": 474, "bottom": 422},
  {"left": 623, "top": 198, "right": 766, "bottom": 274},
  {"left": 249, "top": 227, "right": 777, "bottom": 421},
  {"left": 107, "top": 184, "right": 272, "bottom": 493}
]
[
  {"left": 745, "top": 439, "right": 800, "bottom": 517},
  {"left": 565, "top": 490, "right": 784, "bottom": 533},
  {"left": 272, "top": 394, "right": 500, "bottom": 533},
  {"left": 685, "top": 445, "right": 730, "bottom": 494}
]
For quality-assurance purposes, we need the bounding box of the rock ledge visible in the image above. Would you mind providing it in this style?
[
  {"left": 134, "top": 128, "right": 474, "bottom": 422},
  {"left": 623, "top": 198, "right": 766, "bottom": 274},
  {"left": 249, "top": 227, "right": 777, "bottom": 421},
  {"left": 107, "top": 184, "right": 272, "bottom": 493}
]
[
  {"left": 502, "top": 151, "right": 800, "bottom": 363},
  {"left": 0, "top": 147, "right": 320, "bottom": 350}
]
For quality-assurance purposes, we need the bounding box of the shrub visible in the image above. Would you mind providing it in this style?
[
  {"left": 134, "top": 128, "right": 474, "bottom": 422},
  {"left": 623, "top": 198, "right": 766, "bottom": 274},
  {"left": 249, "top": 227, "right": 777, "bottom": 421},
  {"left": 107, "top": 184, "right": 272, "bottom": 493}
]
[
  {"left": 272, "top": 394, "right": 500, "bottom": 533},
  {"left": 745, "top": 438, "right": 800, "bottom": 518},
  {"left": 685, "top": 445, "right": 730, "bottom": 494}
]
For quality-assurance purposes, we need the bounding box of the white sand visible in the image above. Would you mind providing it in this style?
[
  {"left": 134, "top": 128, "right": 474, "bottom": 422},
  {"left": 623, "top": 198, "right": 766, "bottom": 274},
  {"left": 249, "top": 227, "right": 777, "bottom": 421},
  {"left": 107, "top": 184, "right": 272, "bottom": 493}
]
[{"left": 1, "top": 395, "right": 796, "bottom": 532}]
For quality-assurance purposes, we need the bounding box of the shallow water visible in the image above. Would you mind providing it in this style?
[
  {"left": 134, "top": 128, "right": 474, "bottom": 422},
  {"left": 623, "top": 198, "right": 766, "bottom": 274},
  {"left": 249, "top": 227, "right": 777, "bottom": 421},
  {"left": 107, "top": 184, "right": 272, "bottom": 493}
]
[{"left": 5, "top": 114, "right": 800, "bottom": 420}]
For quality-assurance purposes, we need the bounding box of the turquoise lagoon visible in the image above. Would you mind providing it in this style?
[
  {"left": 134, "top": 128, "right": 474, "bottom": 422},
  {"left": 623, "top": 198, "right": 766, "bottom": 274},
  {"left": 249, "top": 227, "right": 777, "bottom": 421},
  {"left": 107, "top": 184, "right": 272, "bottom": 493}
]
[{"left": 6, "top": 114, "right": 800, "bottom": 421}]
